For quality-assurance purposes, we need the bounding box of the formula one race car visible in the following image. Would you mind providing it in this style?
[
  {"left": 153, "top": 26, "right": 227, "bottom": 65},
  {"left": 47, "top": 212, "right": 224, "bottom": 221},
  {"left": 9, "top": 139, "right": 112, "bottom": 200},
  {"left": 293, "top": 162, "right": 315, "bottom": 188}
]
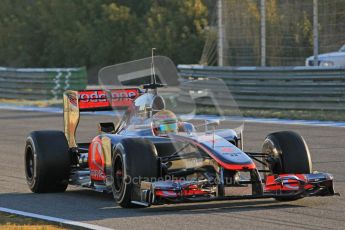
[{"left": 24, "top": 56, "right": 335, "bottom": 208}]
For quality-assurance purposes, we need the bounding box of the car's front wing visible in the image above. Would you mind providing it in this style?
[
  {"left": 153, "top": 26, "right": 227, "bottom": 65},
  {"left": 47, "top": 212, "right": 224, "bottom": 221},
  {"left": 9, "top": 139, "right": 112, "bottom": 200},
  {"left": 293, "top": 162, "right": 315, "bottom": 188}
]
[{"left": 133, "top": 172, "right": 336, "bottom": 206}]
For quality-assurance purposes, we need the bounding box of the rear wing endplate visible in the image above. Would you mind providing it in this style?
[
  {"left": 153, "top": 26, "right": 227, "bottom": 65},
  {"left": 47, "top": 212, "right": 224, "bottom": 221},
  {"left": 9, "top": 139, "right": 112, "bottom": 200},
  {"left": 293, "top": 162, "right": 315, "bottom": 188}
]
[{"left": 63, "top": 88, "right": 141, "bottom": 147}]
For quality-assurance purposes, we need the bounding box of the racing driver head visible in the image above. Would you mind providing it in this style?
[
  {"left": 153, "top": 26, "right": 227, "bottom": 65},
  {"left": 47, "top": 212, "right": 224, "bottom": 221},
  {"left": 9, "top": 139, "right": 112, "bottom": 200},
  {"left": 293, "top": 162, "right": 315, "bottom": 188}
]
[{"left": 152, "top": 109, "right": 178, "bottom": 136}]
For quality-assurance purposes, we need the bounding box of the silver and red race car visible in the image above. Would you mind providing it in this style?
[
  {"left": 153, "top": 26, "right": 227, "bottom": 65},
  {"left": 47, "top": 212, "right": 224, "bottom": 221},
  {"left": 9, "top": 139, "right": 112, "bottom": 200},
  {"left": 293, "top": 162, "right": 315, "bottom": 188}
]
[{"left": 24, "top": 56, "right": 336, "bottom": 208}]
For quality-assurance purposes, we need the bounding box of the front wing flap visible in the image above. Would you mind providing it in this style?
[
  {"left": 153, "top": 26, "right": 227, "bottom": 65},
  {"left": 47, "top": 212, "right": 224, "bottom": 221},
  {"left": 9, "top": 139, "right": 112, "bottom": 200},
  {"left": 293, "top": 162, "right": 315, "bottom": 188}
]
[
  {"left": 135, "top": 172, "right": 336, "bottom": 206},
  {"left": 264, "top": 172, "right": 335, "bottom": 197}
]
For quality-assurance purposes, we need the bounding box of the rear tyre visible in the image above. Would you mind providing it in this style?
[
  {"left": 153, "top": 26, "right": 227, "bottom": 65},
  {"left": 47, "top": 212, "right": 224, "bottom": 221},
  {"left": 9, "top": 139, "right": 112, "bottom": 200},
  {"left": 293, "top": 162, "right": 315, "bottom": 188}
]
[
  {"left": 112, "top": 138, "right": 158, "bottom": 208},
  {"left": 262, "top": 131, "right": 312, "bottom": 201},
  {"left": 25, "top": 131, "right": 71, "bottom": 193}
]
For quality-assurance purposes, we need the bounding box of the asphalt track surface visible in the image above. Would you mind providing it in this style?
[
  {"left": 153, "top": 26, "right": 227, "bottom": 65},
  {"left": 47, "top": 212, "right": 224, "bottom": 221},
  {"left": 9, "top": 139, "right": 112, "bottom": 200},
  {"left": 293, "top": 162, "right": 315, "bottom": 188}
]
[{"left": 0, "top": 109, "right": 344, "bottom": 230}]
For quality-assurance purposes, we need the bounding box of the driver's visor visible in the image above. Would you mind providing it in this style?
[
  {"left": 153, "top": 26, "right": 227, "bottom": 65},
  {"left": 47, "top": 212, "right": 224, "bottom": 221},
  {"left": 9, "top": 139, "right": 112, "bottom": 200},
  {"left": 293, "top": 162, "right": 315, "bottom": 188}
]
[{"left": 159, "top": 123, "right": 177, "bottom": 132}]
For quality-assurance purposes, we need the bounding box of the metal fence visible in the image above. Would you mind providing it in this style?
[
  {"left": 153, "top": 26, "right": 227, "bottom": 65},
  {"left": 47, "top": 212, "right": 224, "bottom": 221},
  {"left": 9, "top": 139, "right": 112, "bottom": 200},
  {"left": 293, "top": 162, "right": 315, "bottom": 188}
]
[
  {"left": 202, "top": 0, "right": 345, "bottom": 67},
  {"left": 0, "top": 67, "right": 87, "bottom": 100},
  {"left": 178, "top": 65, "right": 345, "bottom": 111}
]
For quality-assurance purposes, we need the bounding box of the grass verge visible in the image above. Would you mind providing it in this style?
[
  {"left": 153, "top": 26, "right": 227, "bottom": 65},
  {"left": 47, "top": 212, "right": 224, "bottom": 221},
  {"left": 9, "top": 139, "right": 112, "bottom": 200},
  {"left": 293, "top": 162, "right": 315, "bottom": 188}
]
[
  {"left": 240, "top": 109, "right": 345, "bottom": 121},
  {"left": 0, "top": 211, "right": 69, "bottom": 230},
  {"left": 1, "top": 99, "right": 344, "bottom": 122},
  {"left": 196, "top": 106, "right": 345, "bottom": 122}
]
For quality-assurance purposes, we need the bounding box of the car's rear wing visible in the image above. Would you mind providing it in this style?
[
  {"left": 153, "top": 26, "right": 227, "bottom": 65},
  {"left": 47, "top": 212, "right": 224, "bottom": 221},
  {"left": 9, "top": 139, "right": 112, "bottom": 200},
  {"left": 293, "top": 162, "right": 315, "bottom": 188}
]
[
  {"left": 65, "top": 88, "right": 142, "bottom": 112},
  {"left": 63, "top": 88, "right": 142, "bottom": 147}
]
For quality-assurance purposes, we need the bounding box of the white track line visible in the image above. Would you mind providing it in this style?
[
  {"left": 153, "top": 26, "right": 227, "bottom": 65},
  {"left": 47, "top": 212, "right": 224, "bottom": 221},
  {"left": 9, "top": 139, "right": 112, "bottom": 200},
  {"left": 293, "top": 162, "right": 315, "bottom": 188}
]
[
  {"left": 0, "top": 207, "right": 113, "bottom": 230},
  {"left": 0, "top": 104, "right": 63, "bottom": 113}
]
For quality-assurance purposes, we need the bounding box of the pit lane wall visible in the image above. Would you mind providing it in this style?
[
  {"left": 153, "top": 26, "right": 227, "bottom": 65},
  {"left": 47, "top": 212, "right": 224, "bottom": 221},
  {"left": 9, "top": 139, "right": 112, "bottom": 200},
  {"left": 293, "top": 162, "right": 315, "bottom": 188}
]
[
  {"left": 178, "top": 65, "right": 345, "bottom": 111},
  {"left": 0, "top": 67, "right": 87, "bottom": 100}
]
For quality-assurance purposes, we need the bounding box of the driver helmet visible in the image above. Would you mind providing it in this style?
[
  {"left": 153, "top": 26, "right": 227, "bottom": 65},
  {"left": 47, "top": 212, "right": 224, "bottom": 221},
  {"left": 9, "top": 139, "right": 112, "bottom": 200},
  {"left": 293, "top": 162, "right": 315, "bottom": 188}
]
[{"left": 152, "top": 109, "right": 178, "bottom": 136}]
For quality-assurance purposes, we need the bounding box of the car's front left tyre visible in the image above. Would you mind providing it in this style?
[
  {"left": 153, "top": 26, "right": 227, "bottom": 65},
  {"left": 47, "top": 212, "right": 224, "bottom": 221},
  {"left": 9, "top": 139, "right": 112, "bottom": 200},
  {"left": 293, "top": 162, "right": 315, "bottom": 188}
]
[{"left": 112, "top": 138, "right": 159, "bottom": 208}]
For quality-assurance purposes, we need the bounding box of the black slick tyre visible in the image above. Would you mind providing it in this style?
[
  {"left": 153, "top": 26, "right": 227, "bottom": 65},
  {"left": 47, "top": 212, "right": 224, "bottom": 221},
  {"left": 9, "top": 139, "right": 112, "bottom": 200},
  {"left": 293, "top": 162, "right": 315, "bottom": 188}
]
[
  {"left": 112, "top": 138, "right": 158, "bottom": 208},
  {"left": 25, "top": 130, "right": 71, "bottom": 193},
  {"left": 262, "top": 131, "right": 312, "bottom": 201}
]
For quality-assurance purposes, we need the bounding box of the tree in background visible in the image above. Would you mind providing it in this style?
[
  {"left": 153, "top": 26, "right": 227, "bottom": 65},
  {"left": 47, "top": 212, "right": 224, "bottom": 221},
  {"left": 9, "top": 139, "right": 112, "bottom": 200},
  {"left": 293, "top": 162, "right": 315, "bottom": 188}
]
[
  {"left": 0, "top": 0, "right": 208, "bottom": 77},
  {"left": 1, "top": 0, "right": 344, "bottom": 69},
  {"left": 132, "top": 0, "right": 208, "bottom": 63}
]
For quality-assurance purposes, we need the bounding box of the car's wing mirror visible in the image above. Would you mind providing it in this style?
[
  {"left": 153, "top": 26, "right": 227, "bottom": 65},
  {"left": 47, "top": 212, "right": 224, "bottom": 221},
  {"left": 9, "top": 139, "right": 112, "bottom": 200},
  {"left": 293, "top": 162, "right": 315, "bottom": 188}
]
[{"left": 205, "top": 119, "right": 220, "bottom": 132}]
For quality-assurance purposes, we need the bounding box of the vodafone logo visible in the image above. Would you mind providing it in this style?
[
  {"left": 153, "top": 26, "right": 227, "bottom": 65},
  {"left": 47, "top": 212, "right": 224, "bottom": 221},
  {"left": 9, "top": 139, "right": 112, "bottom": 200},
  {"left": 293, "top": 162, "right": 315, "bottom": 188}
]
[
  {"left": 79, "top": 91, "right": 107, "bottom": 103},
  {"left": 77, "top": 89, "right": 140, "bottom": 110},
  {"left": 79, "top": 90, "right": 138, "bottom": 103}
]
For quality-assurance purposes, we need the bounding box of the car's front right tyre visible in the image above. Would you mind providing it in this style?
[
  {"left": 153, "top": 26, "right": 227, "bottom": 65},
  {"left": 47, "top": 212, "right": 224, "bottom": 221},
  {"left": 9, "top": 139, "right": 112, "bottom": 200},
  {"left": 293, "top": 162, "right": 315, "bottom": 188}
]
[{"left": 262, "top": 131, "right": 312, "bottom": 201}]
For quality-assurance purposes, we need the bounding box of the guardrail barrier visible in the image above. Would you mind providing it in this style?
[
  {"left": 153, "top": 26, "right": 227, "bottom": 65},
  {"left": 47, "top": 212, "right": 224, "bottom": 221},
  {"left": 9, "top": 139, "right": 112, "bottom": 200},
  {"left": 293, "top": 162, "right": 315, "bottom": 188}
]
[
  {"left": 0, "top": 67, "right": 87, "bottom": 100},
  {"left": 178, "top": 65, "right": 345, "bottom": 111},
  {"left": 1, "top": 64, "right": 344, "bottom": 113}
]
